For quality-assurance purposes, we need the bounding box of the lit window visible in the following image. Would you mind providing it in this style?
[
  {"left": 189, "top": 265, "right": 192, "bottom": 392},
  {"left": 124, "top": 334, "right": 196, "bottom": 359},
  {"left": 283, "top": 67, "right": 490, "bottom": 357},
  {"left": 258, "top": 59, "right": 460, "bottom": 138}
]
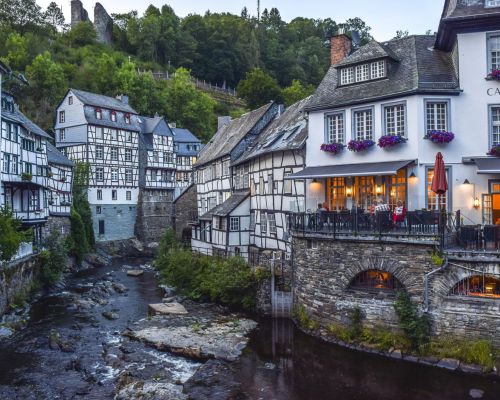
[
  {"left": 111, "top": 168, "right": 119, "bottom": 182},
  {"left": 59, "top": 111, "right": 65, "bottom": 123},
  {"left": 426, "top": 101, "right": 448, "bottom": 134},
  {"left": 96, "top": 108, "right": 102, "bottom": 119},
  {"left": 353, "top": 109, "right": 373, "bottom": 141},
  {"left": 384, "top": 104, "right": 406, "bottom": 137},
  {"left": 350, "top": 270, "right": 403, "bottom": 291},
  {"left": 450, "top": 275, "right": 500, "bottom": 298},
  {"left": 326, "top": 113, "right": 344, "bottom": 143},
  {"left": 229, "top": 217, "right": 240, "bottom": 231}
]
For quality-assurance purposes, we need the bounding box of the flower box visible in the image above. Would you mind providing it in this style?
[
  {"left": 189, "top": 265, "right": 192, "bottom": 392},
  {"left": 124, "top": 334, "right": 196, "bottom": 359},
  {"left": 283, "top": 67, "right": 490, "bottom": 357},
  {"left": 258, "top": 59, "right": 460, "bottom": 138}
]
[
  {"left": 21, "top": 172, "right": 32, "bottom": 182},
  {"left": 425, "top": 130, "right": 455, "bottom": 144},
  {"left": 378, "top": 135, "right": 407, "bottom": 148},
  {"left": 487, "top": 69, "right": 500, "bottom": 80},
  {"left": 348, "top": 139, "right": 375, "bottom": 152},
  {"left": 320, "top": 143, "right": 345, "bottom": 155},
  {"left": 488, "top": 144, "right": 500, "bottom": 157}
]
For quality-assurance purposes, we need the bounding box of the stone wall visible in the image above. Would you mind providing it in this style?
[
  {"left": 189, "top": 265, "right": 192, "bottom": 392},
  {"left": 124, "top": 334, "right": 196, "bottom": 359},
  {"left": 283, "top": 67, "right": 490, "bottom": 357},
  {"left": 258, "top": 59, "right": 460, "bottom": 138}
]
[
  {"left": 42, "top": 215, "right": 71, "bottom": 240},
  {"left": 0, "top": 256, "right": 40, "bottom": 316},
  {"left": 93, "top": 204, "right": 137, "bottom": 242},
  {"left": 172, "top": 184, "right": 197, "bottom": 242},
  {"left": 292, "top": 235, "right": 500, "bottom": 347},
  {"left": 135, "top": 189, "right": 174, "bottom": 243}
]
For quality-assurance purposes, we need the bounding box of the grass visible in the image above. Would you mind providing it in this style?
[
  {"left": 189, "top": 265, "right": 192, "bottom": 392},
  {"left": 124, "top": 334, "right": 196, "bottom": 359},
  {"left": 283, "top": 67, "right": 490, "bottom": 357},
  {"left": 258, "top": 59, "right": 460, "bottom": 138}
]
[{"left": 294, "top": 305, "right": 318, "bottom": 331}]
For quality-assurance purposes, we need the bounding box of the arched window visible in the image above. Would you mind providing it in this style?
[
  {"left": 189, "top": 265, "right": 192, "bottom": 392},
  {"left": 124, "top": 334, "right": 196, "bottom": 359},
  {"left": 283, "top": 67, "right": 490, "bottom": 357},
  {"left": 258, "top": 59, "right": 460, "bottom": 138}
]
[
  {"left": 450, "top": 275, "right": 500, "bottom": 298},
  {"left": 349, "top": 270, "right": 403, "bottom": 291}
]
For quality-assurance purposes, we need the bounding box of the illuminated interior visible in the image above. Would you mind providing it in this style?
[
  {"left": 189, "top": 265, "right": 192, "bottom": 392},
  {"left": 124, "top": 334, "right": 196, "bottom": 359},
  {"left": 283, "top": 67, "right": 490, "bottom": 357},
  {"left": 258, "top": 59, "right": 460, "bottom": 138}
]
[
  {"left": 450, "top": 275, "right": 500, "bottom": 299},
  {"left": 349, "top": 269, "right": 403, "bottom": 291}
]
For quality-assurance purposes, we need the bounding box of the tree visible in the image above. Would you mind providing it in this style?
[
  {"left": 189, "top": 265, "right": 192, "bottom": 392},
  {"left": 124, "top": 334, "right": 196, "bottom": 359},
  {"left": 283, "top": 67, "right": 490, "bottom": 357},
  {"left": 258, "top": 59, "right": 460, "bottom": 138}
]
[
  {"left": 0, "top": 208, "right": 31, "bottom": 263},
  {"left": 39, "top": 229, "right": 68, "bottom": 285},
  {"left": 72, "top": 162, "right": 95, "bottom": 250},
  {"left": 282, "top": 80, "right": 315, "bottom": 106},
  {"left": 66, "top": 21, "right": 96, "bottom": 47},
  {"left": 0, "top": 0, "right": 43, "bottom": 33},
  {"left": 0, "top": 32, "right": 29, "bottom": 71},
  {"left": 237, "top": 68, "right": 282, "bottom": 109},
  {"left": 44, "top": 2, "right": 65, "bottom": 31}
]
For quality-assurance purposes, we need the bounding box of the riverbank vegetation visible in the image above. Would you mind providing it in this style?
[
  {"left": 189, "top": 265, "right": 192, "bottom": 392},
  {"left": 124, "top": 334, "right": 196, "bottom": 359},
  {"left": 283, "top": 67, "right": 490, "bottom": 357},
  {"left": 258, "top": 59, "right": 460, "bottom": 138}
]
[
  {"left": 0, "top": 208, "right": 31, "bottom": 263},
  {"left": 154, "top": 230, "right": 260, "bottom": 310}
]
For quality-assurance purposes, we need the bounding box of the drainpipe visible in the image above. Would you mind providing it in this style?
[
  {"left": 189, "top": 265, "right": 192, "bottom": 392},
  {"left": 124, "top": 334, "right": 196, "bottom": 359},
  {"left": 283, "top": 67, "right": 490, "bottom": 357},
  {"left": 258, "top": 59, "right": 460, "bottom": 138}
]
[{"left": 424, "top": 257, "right": 449, "bottom": 313}]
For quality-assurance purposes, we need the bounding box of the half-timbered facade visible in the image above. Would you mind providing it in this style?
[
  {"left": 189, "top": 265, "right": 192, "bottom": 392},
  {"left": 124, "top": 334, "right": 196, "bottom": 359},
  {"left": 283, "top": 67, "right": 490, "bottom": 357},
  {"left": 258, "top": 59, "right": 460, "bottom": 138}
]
[
  {"left": 1, "top": 91, "right": 51, "bottom": 245},
  {"left": 191, "top": 102, "right": 279, "bottom": 256},
  {"left": 47, "top": 142, "right": 74, "bottom": 216},
  {"left": 55, "top": 89, "right": 140, "bottom": 241},
  {"left": 232, "top": 98, "right": 309, "bottom": 259},
  {"left": 172, "top": 127, "right": 202, "bottom": 197}
]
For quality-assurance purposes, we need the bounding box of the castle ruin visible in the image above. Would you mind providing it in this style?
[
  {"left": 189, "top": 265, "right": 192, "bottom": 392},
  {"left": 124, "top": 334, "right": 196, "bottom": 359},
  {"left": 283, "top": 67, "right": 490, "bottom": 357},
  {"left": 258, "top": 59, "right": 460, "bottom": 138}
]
[{"left": 71, "top": 0, "right": 113, "bottom": 45}]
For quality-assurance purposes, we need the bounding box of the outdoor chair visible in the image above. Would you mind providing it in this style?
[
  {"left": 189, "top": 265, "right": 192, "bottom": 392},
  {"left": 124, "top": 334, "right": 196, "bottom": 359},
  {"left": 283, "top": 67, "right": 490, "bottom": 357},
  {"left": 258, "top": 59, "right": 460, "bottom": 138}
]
[{"left": 460, "top": 225, "right": 480, "bottom": 250}]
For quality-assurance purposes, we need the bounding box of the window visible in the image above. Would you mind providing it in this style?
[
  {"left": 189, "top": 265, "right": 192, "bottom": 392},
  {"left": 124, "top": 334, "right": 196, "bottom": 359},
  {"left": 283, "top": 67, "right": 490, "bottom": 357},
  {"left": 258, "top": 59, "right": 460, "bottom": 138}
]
[
  {"left": 260, "top": 213, "right": 267, "bottom": 233},
  {"left": 98, "top": 220, "right": 105, "bottom": 235},
  {"left": 2, "top": 154, "right": 10, "bottom": 173},
  {"left": 250, "top": 212, "right": 256, "bottom": 230},
  {"left": 110, "top": 147, "right": 118, "bottom": 161},
  {"left": 112, "top": 190, "right": 117, "bottom": 201},
  {"left": 384, "top": 104, "right": 406, "bottom": 137},
  {"left": 222, "top": 160, "right": 230, "bottom": 176},
  {"left": 96, "top": 167, "right": 104, "bottom": 182},
  {"left": 268, "top": 213, "right": 277, "bottom": 234},
  {"left": 97, "top": 189, "right": 102, "bottom": 200},
  {"left": 24, "top": 162, "right": 33, "bottom": 174},
  {"left": 486, "top": 0, "right": 500, "bottom": 8},
  {"left": 126, "top": 191, "right": 131, "bottom": 201},
  {"left": 491, "top": 106, "right": 500, "bottom": 146},
  {"left": 22, "top": 139, "right": 35, "bottom": 152},
  {"left": 96, "top": 145, "right": 104, "bottom": 159},
  {"left": 340, "top": 67, "right": 354, "bottom": 85},
  {"left": 96, "top": 108, "right": 102, "bottom": 119},
  {"left": 450, "top": 275, "right": 500, "bottom": 298},
  {"left": 283, "top": 169, "right": 293, "bottom": 194},
  {"left": 125, "top": 114, "right": 131, "bottom": 124},
  {"left": 229, "top": 217, "right": 240, "bottom": 231},
  {"left": 59, "top": 111, "right": 65, "bottom": 123},
  {"left": 68, "top": 96, "right": 73, "bottom": 105},
  {"left": 125, "top": 148, "right": 132, "bottom": 162},
  {"left": 426, "top": 101, "right": 448, "bottom": 134},
  {"left": 350, "top": 270, "right": 403, "bottom": 291},
  {"left": 164, "top": 152, "right": 173, "bottom": 164},
  {"left": 268, "top": 174, "right": 273, "bottom": 194},
  {"left": 60, "top": 129, "right": 66, "bottom": 141},
  {"left": 111, "top": 111, "right": 117, "bottom": 122},
  {"left": 96, "top": 205, "right": 101, "bottom": 214},
  {"left": 126, "top": 131, "right": 132, "bottom": 142},
  {"left": 111, "top": 129, "right": 118, "bottom": 140},
  {"left": 153, "top": 151, "right": 159, "bottom": 162},
  {"left": 125, "top": 169, "right": 133, "bottom": 183},
  {"left": 353, "top": 109, "right": 373, "bottom": 140},
  {"left": 371, "top": 60, "right": 385, "bottom": 79},
  {"left": 111, "top": 168, "right": 119, "bottom": 182},
  {"left": 151, "top": 170, "right": 158, "bottom": 181},
  {"left": 355, "top": 64, "right": 369, "bottom": 82},
  {"left": 326, "top": 113, "right": 344, "bottom": 144}
]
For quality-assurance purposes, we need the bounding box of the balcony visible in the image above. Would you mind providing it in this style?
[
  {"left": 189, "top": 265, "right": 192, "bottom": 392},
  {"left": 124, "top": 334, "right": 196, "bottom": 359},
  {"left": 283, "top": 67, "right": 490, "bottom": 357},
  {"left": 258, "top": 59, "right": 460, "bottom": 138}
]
[{"left": 13, "top": 209, "right": 49, "bottom": 224}]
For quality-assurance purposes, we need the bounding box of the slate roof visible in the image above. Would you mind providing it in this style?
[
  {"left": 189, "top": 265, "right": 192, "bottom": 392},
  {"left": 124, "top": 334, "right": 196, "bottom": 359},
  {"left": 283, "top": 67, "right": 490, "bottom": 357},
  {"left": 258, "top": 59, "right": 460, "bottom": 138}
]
[
  {"left": 196, "top": 102, "right": 275, "bottom": 166},
  {"left": 200, "top": 192, "right": 250, "bottom": 220},
  {"left": 173, "top": 128, "right": 201, "bottom": 143},
  {"left": 234, "top": 97, "right": 310, "bottom": 166},
  {"left": 47, "top": 142, "right": 74, "bottom": 167},
  {"left": 70, "top": 89, "right": 137, "bottom": 114},
  {"left": 335, "top": 40, "right": 399, "bottom": 67},
  {"left": 1, "top": 92, "right": 52, "bottom": 139},
  {"left": 442, "top": 0, "right": 500, "bottom": 19},
  {"left": 307, "top": 35, "right": 460, "bottom": 112},
  {"left": 84, "top": 106, "right": 142, "bottom": 132},
  {"left": 141, "top": 116, "right": 174, "bottom": 136}
]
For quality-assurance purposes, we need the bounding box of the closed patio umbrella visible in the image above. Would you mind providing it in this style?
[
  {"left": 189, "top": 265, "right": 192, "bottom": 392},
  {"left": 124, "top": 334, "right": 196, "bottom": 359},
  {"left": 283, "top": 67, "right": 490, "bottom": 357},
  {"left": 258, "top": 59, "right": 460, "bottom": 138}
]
[{"left": 431, "top": 152, "right": 448, "bottom": 211}]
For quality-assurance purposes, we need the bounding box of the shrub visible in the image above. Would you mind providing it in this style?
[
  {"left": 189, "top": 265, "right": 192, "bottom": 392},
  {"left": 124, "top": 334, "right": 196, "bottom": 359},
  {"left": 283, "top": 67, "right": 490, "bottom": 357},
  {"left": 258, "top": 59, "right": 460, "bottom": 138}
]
[
  {"left": 0, "top": 207, "right": 32, "bottom": 263},
  {"left": 67, "top": 208, "right": 89, "bottom": 264},
  {"left": 39, "top": 230, "right": 68, "bottom": 286},
  {"left": 294, "top": 305, "right": 318, "bottom": 331},
  {"left": 393, "top": 291, "right": 430, "bottom": 351},
  {"left": 327, "top": 323, "right": 352, "bottom": 342},
  {"left": 350, "top": 306, "right": 363, "bottom": 338}
]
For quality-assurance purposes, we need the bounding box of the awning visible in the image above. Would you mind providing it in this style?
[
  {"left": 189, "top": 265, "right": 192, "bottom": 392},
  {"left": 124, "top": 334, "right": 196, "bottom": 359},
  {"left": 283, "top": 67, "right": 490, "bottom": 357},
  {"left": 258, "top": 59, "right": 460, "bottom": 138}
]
[
  {"left": 476, "top": 158, "right": 500, "bottom": 174},
  {"left": 286, "top": 160, "right": 416, "bottom": 179}
]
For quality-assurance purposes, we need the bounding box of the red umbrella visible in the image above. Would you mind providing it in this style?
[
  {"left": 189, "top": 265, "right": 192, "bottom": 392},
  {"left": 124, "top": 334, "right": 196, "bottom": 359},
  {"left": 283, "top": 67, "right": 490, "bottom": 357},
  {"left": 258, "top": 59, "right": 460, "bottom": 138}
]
[{"left": 431, "top": 152, "right": 448, "bottom": 210}]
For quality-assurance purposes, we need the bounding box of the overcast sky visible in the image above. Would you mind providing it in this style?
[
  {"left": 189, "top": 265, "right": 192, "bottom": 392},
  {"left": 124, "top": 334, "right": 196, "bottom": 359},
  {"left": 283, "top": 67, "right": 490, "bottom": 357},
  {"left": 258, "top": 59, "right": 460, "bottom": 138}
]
[{"left": 38, "top": 0, "right": 444, "bottom": 41}]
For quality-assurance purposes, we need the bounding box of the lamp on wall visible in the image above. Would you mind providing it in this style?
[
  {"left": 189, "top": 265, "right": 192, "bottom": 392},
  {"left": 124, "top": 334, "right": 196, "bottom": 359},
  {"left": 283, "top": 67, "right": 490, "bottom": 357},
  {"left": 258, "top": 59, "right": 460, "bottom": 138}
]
[
  {"left": 376, "top": 185, "right": 382, "bottom": 195},
  {"left": 409, "top": 172, "right": 417, "bottom": 179},
  {"left": 463, "top": 179, "right": 480, "bottom": 209},
  {"left": 463, "top": 179, "right": 471, "bottom": 185},
  {"left": 346, "top": 186, "right": 353, "bottom": 197},
  {"left": 474, "top": 197, "right": 480, "bottom": 209},
  {"left": 312, "top": 178, "right": 318, "bottom": 183}
]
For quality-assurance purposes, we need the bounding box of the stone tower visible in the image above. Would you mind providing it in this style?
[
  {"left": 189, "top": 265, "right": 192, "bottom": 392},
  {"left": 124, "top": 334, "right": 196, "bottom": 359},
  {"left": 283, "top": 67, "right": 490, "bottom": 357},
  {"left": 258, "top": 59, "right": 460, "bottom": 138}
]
[
  {"left": 94, "top": 3, "right": 113, "bottom": 45},
  {"left": 71, "top": 0, "right": 90, "bottom": 27}
]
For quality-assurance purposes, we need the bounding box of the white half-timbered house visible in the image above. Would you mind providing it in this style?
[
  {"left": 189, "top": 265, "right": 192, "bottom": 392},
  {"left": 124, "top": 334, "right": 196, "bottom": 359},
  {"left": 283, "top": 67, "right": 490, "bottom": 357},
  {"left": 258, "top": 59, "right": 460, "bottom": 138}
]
[
  {"left": 172, "top": 127, "right": 202, "bottom": 197},
  {"left": 55, "top": 89, "right": 140, "bottom": 241},
  {"left": 232, "top": 98, "right": 309, "bottom": 260},
  {"left": 191, "top": 102, "right": 279, "bottom": 256},
  {"left": 1, "top": 90, "right": 51, "bottom": 246},
  {"left": 47, "top": 142, "right": 74, "bottom": 217}
]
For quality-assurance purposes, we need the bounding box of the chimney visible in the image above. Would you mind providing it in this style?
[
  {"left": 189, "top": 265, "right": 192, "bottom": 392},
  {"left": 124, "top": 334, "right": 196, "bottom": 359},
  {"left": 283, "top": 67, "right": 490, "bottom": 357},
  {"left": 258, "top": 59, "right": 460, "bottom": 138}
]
[
  {"left": 330, "top": 28, "right": 352, "bottom": 65},
  {"left": 218, "top": 116, "right": 231, "bottom": 130},
  {"left": 116, "top": 94, "right": 129, "bottom": 105}
]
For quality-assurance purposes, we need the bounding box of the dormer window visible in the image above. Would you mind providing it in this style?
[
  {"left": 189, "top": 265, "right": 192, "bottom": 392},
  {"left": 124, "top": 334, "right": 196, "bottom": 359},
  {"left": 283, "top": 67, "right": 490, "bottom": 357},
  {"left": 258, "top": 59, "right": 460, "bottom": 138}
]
[
  {"left": 124, "top": 113, "right": 131, "bottom": 124},
  {"left": 486, "top": 0, "right": 500, "bottom": 7},
  {"left": 339, "top": 60, "right": 386, "bottom": 86},
  {"left": 96, "top": 108, "right": 102, "bottom": 120},
  {"left": 111, "top": 111, "right": 116, "bottom": 122}
]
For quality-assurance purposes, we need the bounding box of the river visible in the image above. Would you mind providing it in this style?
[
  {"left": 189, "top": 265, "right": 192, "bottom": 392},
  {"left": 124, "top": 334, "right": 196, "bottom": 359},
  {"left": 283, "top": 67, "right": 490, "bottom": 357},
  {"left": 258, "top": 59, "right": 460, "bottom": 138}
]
[{"left": 0, "top": 257, "right": 498, "bottom": 399}]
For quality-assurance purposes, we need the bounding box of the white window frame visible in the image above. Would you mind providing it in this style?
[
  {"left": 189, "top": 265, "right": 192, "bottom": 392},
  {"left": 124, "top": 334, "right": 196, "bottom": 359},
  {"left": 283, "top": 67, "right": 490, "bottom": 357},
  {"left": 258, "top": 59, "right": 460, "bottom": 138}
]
[
  {"left": 110, "top": 147, "right": 118, "bottom": 161},
  {"left": 260, "top": 212, "right": 267, "bottom": 234},
  {"left": 425, "top": 100, "right": 449, "bottom": 134},
  {"left": 486, "top": 0, "right": 500, "bottom": 8},
  {"left": 125, "top": 169, "right": 133, "bottom": 183},
  {"left": 490, "top": 105, "right": 500, "bottom": 146},
  {"left": 126, "top": 191, "right": 131, "bottom": 201},
  {"left": 488, "top": 33, "right": 500, "bottom": 72},
  {"left": 111, "top": 168, "right": 119, "bottom": 182},
  {"left": 340, "top": 67, "right": 354, "bottom": 85},
  {"left": 95, "top": 145, "right": 104, "bottom": 159},
  {"left": 96, "top": 167, "right": 104, "bottom": 182},
  {"left": 125, "top": 148, "right": 132, "bottom": 162},
  {"left": 384, "top": 103, "right": 406, "bottom": 137},
  {"left": 355, "top": 64, "right": 369, "bottom": 82},
  {"left": 229, "top": 217, "right": 240, "bottom": 232},
  {"left": 60, "top": 128, "right": 65, "bottom": 141},
  {"left": 371, "top": 60, "right": 385, "bottom": 79},
  {"left": 325, "top": 112, "right": 345, "bottom": 144},
  {"left": 353, "top": 108, "right": 374, "bottom": 141},
  {"left": 59, "top": 111, "right": 65, "bottom": 123},
  {"left": 97, "top": 189, "right": 102, "bottom": 200},
  {"left": 268, "top": 213, "right": 277, "bottom": 234}
]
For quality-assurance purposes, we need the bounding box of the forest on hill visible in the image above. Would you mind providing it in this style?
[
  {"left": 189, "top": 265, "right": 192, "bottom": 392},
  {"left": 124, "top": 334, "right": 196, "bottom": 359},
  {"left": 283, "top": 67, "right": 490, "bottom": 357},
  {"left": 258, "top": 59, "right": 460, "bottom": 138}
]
[{"left": 0, "top": 0, "right": 372, "bottom": 142}]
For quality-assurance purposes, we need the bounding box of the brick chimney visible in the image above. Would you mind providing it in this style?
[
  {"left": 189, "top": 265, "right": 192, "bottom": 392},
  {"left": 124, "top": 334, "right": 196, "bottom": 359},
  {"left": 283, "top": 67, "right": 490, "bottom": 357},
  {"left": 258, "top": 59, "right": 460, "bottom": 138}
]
[{"left": 330, "top": 33, "right": 352, "bottom": 66}]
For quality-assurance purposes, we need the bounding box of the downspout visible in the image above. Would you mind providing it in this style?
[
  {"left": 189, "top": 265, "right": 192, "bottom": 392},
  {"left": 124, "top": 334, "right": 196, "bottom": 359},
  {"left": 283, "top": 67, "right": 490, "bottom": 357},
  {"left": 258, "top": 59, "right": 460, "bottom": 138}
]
[{"left": 424, "top": 257, "right": 449, "bottom": 313}]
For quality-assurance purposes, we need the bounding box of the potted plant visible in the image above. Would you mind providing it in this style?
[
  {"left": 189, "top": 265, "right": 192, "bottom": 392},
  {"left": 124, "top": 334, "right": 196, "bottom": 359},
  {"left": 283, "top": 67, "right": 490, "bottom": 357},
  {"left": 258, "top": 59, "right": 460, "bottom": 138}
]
[
  {"left": 487, "top": 69, "right": 500, "bottom": 80},
  {"left": 425, "top": 130, "right": 455, "bottom": 144},
  {"left": 378, "top": 135, "right": 407, "bottom": 148},
  {"left": 488, "top": 144, "right": 500, "bottom": 157},
  {"left": 348, "top": 139, "right": 375, "bottom": 152},
  {"left": 21, "top": 172, "right": 32, "bottom": 182},
  {"left": 320, "top": 143, "right": 345, "bottom": 155}
]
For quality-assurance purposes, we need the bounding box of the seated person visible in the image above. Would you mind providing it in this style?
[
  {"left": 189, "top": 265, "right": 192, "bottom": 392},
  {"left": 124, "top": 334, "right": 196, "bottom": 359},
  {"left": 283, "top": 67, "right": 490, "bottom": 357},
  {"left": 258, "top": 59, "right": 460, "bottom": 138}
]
[
  {"left": 375, "top": 199, "right": 390, "bottom": 213},
  {"left": 393, "top": 200, "right": 407, "bottom": 224}
]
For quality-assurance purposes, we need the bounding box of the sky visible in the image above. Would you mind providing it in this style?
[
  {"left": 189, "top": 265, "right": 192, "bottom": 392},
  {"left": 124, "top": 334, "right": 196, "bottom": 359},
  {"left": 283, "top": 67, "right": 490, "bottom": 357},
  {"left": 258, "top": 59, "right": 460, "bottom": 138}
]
[{"left": 37, "top": 0, "right": 444, "bottom": 42}]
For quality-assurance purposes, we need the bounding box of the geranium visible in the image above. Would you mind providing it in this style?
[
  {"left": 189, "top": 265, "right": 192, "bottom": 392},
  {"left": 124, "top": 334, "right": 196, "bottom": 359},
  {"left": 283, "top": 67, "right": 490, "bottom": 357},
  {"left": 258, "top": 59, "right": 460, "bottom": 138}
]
[
  {"left": 320, "top": 143, "right": 345, "bottom": 154},
  {"left": 347, "top": 139, "right": 375, "bottom": 152},
  {"left": 425, "top": 130, "right": 455, "bottom": 144},
  {"left": 490, "top": 69, "right": 500, "bottom": 80},
  {"left": 488, "top": 144, "right": 500, "bottom": 157},
  {"left": 378, "top": 135, "right": 407, "bottom": 148}
]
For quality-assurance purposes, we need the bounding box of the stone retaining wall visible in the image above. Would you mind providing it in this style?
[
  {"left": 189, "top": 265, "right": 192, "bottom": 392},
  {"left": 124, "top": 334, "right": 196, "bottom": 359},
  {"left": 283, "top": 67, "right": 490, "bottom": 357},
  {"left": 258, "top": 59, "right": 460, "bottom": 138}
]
[
  {"left": 135, "top": 189, "right": 174, "bottom": 243},
  {"left": 292, "top": 235, "right": 500, "bottom": 347}
]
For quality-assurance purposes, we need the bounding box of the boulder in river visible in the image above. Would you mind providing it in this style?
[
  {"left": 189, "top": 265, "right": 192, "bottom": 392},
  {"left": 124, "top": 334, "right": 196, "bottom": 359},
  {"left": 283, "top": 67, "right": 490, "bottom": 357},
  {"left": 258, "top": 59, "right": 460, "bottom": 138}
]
[
  {"left": 127, "top": 270, "right": 144, "bottom": 277},
  {"left": 102, "top": 311, "right": 119, "bottom": 320},
  {"left": 148, "top": 302, "right": 188, "bottom": 316},
  {"left": 115, "top": 380, "right": 186, "bottom": 400}
]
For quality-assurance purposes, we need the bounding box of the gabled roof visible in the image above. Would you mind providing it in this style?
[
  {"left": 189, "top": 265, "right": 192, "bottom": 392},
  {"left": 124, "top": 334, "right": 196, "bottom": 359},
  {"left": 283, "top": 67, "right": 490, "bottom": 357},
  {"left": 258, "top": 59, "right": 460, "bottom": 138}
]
[
  {"left": 47, "top": 142, "right": 74, "bottom": 167},
  {"left": 436, "top": 0, "right": 500, "bottom": 50},
  {"left": 70, "top": 88, "right": 137, "bottom": 114},
  {"left": 1, "top": 92, "right": 51, "bottom": 139},
  {"left": 335, "top": 40, "right": 399, "bottom": 67},
  {"left": 200, "top": 192, "right": 249, "bottom": 220},
  {"left": 141, "top": 116, "right": 174, "bottom": 136},
  {"left": 173, "top": 128, "right": 201, "bottom": 143},
  {"left": 307, "top": 35, "right": 460, "bottom": 112},
  {"left": 234, "top": 97, "right": 310, "bottom": 166},
  {"left": 196, "top": 102, "right": 275, "bottom": 166}
]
